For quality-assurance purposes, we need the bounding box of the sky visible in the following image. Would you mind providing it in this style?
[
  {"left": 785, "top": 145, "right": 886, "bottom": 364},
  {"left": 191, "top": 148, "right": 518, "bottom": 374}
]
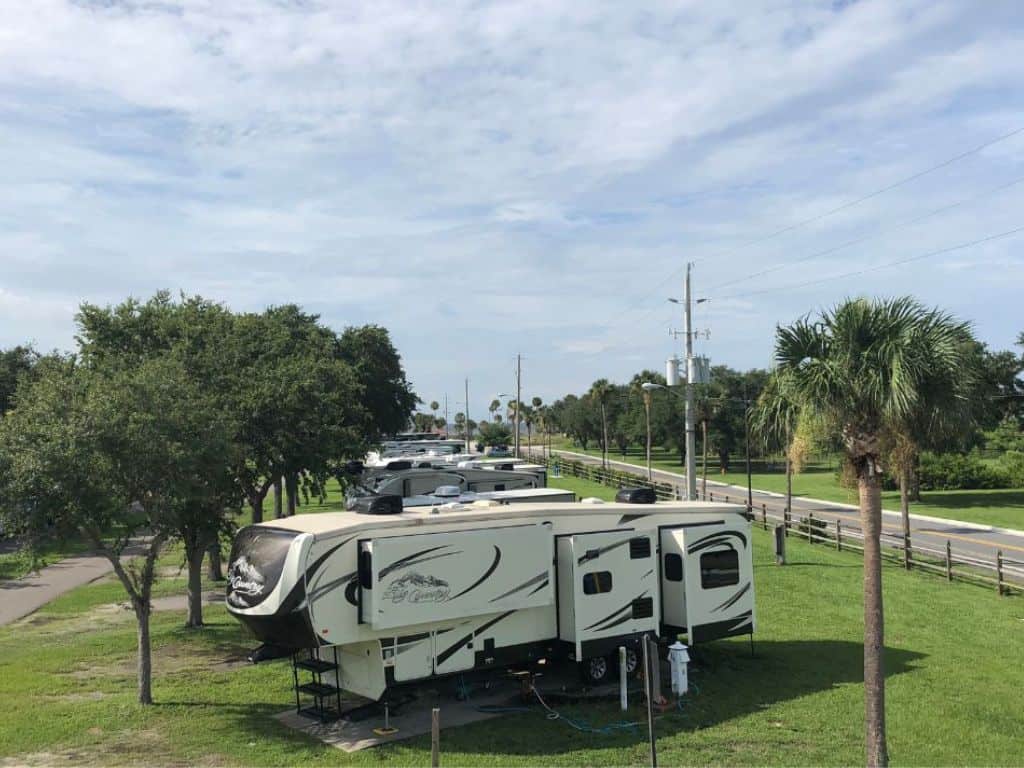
[{"left": 1, "top": 1, "right": 1023, "bottom": 420}]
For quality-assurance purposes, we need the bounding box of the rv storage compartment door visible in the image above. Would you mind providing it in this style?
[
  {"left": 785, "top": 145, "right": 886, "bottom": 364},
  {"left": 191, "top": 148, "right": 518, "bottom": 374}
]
[
  {"left": 560, "top": 530, "right": 658, "bottom": 657},
  {"left": 681, "top": 522, "right": 755, "bottom": 643},
  {"left": 363, "top": 523, "right": 554, "bottom": 630}
]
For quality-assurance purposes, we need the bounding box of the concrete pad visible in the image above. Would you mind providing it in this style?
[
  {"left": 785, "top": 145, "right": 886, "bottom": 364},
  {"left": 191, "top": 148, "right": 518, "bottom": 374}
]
[{"left": 274, "top": 684, "right": 517, "bottom": 752}]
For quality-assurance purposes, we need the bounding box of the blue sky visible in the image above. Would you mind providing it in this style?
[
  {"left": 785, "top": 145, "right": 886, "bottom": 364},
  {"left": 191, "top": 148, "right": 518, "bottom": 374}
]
[{"left": 1, "top": 1, "right": 1023, "bottom": 418}]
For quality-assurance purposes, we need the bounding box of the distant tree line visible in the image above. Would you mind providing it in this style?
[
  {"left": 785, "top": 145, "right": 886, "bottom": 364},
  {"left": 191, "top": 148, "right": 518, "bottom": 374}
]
[{"left": 0, "top": 292, "right": 416, "bottom": 704}]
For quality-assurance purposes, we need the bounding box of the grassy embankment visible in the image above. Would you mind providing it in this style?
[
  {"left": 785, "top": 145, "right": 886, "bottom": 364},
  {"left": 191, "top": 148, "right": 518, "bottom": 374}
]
[
  {"left": 547, "top": 441, "right": 1024, "bottom": 530},
  {"left": 2, "top": 497, "right": 1022, "bottom": 766}
]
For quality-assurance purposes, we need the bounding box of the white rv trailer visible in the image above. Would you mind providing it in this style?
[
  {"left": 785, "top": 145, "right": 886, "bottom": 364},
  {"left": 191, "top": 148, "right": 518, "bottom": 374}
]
[
  {"left": 402, "top": 486, "right": 576, "bottom": 508},
  {"left": 226, "top": 498, "right": 755, "bottom": 702},
  {"left": 357, "top": 466, "right": 542, "bottom": 499}
]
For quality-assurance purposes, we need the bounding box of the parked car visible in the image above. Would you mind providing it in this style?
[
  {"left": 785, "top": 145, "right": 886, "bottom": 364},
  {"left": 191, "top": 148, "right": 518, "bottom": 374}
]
[{"left": 486, "top": 445, "right": 511, "bottom": 457}]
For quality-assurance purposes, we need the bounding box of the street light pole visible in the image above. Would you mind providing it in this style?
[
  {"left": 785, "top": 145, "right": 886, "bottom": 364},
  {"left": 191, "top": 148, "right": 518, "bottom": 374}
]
[
  {"left": 683, "top": 264, "right": 697, "bottom": 501},
  {"left": 643, "top": 389, "right": 652, "bottom": 481}
]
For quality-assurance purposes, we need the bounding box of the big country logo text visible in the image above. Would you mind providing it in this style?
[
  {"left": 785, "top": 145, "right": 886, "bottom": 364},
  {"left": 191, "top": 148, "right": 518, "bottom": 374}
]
[{"left": 383, "top": 572, "right": 451, "bottom": 603}]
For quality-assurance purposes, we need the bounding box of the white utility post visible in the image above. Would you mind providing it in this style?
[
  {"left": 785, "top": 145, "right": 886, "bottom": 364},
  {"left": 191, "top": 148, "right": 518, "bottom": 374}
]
[
  {"left": 464, "top": 377, "right": 471, "bottom": 453},
  {"left": 682, "top": 263, "right": 697, "bottom": 501},
  {"left": 514, "top": 354, "right": 522, "bottom": 458}
]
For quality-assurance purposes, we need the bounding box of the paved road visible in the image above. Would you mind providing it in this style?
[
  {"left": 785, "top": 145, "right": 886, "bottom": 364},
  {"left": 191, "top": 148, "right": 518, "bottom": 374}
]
[
  {"left": 533, "top": 449, "right": 1024, "bottom": 570},
  {"left": 0, "top": 541, "right": 148, "bottom": 627}
]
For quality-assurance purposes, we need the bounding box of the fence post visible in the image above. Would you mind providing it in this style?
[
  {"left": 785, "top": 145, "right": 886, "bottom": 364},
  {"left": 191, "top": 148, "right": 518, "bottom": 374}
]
[
  {"left": 945, "top": 540, "right": 952, "bottom": 582},
  {"left": 996, "top": 550, "right": 1004, "bottom": 596},
  {"left": 709, "top": 492, "right": 714, "bottom": 502},
  {"left": 431, "top": 708, "right": 440, "bottom": 767},
  {"left": 761, "top": 503, "right": 767, "bottom": 531},
  {"left": 807, "top": 513, "right": 813, "bottom": 543},
  {"left": 903, "top": 533, "right": 911, "bottom": 571},
  {"left": 836, "top": 520, "right": 842, "bottom": 551},
  {"left": 725, "top": 495, "right": 730, "bottom": 504}
]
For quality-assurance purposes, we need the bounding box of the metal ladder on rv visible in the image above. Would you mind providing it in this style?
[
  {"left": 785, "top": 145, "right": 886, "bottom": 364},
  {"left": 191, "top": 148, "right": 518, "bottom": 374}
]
[{"left": 292, "top": 648, "right": 342, "bottom": 722}]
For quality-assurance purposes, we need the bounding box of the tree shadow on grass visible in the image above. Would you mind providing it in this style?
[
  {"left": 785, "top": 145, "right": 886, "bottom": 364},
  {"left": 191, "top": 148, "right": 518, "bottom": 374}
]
[{"left": 197, "top": 639, "right": 925, "bottom": 759}]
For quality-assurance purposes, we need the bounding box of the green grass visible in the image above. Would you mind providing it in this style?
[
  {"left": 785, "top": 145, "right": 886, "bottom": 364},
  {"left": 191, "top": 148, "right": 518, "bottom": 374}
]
[
  {"left": 1, "top": 526, "right": 1022, "bottom": 765},
  {"left": 553, "top": 444, "right": 1024, "bottom": 530}
]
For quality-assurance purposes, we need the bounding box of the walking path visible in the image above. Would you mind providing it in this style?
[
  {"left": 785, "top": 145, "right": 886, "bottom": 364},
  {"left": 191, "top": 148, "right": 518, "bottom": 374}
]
[
  {"left": 536, "top": 448, "right": 1024, "bottom": 564},
  {"left": 0, "top": 541, "right": 148, "bottom": 627}
]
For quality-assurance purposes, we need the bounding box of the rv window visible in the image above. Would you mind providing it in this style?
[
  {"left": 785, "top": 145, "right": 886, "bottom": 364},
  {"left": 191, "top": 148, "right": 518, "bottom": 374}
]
[
  {"left": 664, "top": 553, "right": 683, "bottom": 582},
  {"left": 700, "top": 549, "right": 739, "bottom": 589},
  {"left": 582, "top": 571, "right": 613, "bottom": 595},
  {"left": 494, "top": 484, "right": 505, "bottom": 491},
  {"left": 629, "top": 537, "right": 651, "bottom": 559}
]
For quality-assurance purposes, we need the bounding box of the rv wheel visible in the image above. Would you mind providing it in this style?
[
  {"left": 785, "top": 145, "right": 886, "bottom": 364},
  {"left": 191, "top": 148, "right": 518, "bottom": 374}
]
[
  {"left": 579, "top": 655, "right": 611, "bottom": 685},
  {"left": 615, "top": 647, "right": 639, "bottom": 678}
]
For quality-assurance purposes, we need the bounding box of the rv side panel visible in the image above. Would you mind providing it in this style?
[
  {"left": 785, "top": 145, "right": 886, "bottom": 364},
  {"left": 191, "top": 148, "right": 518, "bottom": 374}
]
[{"left": 364, "top": 523, "right": 554, "bottom": 630}]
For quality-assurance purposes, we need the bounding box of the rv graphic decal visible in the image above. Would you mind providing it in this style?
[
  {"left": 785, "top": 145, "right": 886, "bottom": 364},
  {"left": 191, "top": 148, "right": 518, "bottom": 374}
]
[
  {"left": 227, "top": 556, "right": 265, "bottom": 607},
  {"left": 384, "top": 572, "right": 451, "bottom": 604}
]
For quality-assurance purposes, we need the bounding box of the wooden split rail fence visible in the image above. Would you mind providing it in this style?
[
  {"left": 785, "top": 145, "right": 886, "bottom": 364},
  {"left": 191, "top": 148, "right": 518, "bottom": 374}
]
[{"left": 540, "top": 453, "right": 1024, "bottom": 596}]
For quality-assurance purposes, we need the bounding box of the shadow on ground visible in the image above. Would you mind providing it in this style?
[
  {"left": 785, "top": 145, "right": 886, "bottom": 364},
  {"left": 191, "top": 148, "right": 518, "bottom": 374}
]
[{"left": 199, "top": 639, "right": 924, "bottom": 759}]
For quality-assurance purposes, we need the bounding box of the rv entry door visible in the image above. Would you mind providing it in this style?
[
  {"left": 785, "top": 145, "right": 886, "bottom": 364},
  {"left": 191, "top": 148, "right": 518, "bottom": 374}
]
[{"left": 659, "top": 529, "right": 688, "bottom": 634}]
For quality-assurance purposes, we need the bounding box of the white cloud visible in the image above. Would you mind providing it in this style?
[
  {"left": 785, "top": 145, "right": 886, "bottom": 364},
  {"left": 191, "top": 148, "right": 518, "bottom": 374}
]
[{"left": 0, "top": 0, "right": 1022, "bottom": 406}]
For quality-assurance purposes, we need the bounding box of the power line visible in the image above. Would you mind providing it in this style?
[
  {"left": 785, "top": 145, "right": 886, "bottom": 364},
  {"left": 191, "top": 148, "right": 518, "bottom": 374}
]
[
  {"left": 604, "top": 125, "right": 1024, "bottom": 324},
  {"left": 706, "top": 174, "right": 1024, "bottom": 293},
  {"left": 715, "top": 225, "right": 1024, "bottom": 302}
]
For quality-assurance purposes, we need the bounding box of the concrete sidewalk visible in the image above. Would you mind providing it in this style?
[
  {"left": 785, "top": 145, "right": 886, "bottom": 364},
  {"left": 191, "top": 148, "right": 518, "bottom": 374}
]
[{"left": 0, "top": 540, "right": 148, "bottom": 627}]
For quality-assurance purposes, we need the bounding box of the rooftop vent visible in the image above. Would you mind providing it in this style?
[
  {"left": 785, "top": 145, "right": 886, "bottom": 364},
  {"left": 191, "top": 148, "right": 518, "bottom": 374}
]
[
  {"left": 615, "top": 487, "right": 656, "bottom": 504},
  {"left": 351, "top": 494, "right": 403, "bottom": 515}
]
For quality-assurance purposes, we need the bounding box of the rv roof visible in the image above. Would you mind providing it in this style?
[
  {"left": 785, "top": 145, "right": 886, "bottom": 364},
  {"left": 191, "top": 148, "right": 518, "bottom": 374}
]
[{"left": 252, "top": 500, "right": 747, "bottom": 540}]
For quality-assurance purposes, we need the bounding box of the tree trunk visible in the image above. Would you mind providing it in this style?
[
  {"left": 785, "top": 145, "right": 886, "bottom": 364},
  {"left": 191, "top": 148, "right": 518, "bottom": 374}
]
[
  {"left": 719, "top": 448, "right": 730, "bottom": 473},
  {"left": 909, "top": 457, "right": 921, "bottom": 503},
  {"left": 251, "top": 494, "right": 264, "bottom": 524},
  {"left": 134, "top": 600, "right": 154, "bottom": 705},
  {"left": 286, "top": 474, "right": 298, "bottom": 516},
  {"left": 185, "top": 539, "right": 205, "bottom": 628},
  {"left": 600, "top": 405, "right": 609, "bottom": 470},
  {"left": 900, "top": 469, "right": 911, "bottom": 568},
  {"left": 786, "top": 454, "right": 793, "bottom": 517},
  {"left": 273, "top": 477, "right": 283, "bottom": 519},
  {"left": 858, "top": 471, "right": 889, "bottom": 768},
  {"left": 206, "top": 540, "right": 224, "bottom": 581}
]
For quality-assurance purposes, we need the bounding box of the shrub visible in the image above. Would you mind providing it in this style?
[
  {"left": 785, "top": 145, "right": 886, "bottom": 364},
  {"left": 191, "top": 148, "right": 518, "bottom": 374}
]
[
  {"left": 917, "top": 452, "right": 1011, "bottom": 491},
  {"left": 1001, "top": 451, "right": 1024, "bottom": 487}
]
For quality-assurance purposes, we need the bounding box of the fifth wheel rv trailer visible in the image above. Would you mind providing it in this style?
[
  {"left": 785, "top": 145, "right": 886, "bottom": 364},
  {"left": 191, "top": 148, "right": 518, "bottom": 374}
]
[{"left": 226, "top": 497, "right": 755, "bottom": 704}]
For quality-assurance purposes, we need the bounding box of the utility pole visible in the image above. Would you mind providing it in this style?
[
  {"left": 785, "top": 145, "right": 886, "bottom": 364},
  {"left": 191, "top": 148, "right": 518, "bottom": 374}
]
[
  {"left": 464, "top": 377, "right": 471, "bottom": 452},
  {"left": 444, "top": 394, "right": 449, "bottom": 438},
  {"left": 744, "top": 384, "right": 753, "bottom": 512},
  {"left": 514, "top": 354, "right": 522, "bottom": 458},
  {"left": 683, "top": 264, "right": 697, "bottom": 501}
]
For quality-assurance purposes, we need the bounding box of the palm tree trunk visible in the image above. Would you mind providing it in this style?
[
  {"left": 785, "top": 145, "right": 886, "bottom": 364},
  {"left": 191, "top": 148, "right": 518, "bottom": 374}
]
[
  {"left": 859, "top": 471, "right": 889, "bottom": 768},
  {"left": 600, "top": 404, "right": 608, "bottom": 470},
  {"left": 900, "top": 469, "right": 912, "bottom": 569},
  {"left": 786, "top": 454, "right": 792, "bottom": 518}
]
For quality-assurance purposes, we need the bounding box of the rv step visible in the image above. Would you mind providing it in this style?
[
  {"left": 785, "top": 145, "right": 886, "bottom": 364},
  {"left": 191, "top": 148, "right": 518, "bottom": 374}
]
[
  {"left": 294, "top": 658, "right": 337, "bottom": 673},
  {"left": 297, "top": 682, "right": 340, "bottom": 698}
]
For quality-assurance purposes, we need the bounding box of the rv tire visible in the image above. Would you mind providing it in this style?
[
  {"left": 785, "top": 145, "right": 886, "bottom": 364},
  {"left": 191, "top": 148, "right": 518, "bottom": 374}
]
[{"left": 578, "top": 655, "right": 611, "bottom": 686}]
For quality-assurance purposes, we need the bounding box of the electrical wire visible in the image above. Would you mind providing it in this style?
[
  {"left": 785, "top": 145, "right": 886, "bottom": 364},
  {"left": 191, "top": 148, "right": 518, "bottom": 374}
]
[
  {"left": 705, "top": 174, "right": 1024, "bottom": 293},
  {"left": 602, "top": 125, "right": 1024, "bottom": 325},
  {"left": 715, "top": 225, "right": 1024, "bottom": 302}
]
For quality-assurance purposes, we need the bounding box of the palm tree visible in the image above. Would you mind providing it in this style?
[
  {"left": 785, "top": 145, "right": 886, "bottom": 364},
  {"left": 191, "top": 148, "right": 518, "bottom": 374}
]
[
  {"left": 489, "top": 398, "right": 500, "bottom": 422},
  {"left": 531, "top": 397, "right": 544, "bottom": 458},
  {"left": 751, "top": 371, "right": 800, "bottom": 520},
  {"left": 521, "top": 404, "right": 535, "bottom": 454},
  {"left": 773, "top": 296, "right": 975, "bottom": 768},
  {"left": 429, "top": 400, "right": 440, "bottom": 431},
  {"left": 588, "top": 379, "right": 612, "bottom": 470}
]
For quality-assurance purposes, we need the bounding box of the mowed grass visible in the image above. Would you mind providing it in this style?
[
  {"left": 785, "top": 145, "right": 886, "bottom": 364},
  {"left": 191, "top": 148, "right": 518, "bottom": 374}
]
[
  {"left": 1, "top": 522, "right": 1022, "bottom": 765},
  {"left": 552, "top": 443, "right": 1024, "bottom": 530}
]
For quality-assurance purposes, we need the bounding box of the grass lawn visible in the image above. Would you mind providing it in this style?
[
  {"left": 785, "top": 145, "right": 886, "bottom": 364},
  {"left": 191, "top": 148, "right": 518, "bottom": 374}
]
[
  {"left": 2, "top": 525, "right": 1022, "bottom": 765},
  {"left": 552, "top": 443, "right": 1024, "bottom": 531}
]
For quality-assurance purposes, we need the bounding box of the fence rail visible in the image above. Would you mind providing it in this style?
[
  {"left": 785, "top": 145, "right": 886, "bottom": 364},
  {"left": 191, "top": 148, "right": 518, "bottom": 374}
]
[{"left": 538, "top": 451, "right": 1023, "bottom": 596}]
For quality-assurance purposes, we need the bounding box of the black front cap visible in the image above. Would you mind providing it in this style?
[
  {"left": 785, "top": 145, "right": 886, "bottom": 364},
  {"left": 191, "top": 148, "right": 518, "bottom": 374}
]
[
  {"left": 350, "top": 494, "right": 403, "bottom": 515},
  {"left": 226, "top": 526, "right": 298, "bottom": 610}
]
